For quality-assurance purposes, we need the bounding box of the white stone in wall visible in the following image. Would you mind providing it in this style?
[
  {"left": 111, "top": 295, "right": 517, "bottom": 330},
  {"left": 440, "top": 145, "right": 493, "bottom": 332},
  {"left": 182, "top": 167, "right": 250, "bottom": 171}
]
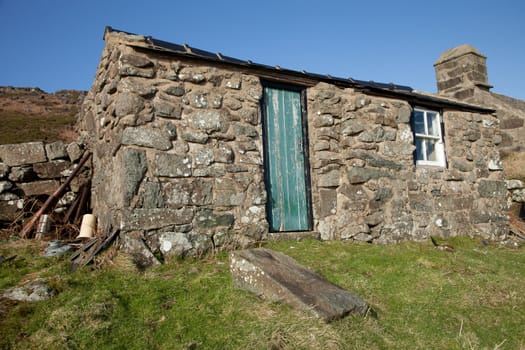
[
  {"left": 506, "top": 179, "right": 524, "bottom": 190},
  {"left": 487, "top": 159, "right": 503, "bottom": 170}
]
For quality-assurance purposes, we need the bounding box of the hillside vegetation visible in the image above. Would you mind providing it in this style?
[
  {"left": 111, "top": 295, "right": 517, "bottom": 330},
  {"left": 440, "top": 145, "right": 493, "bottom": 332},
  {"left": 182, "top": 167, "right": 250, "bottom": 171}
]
[
  {"left": 503, "top": 152, "right": 525, "bottom": 182},
  {"left": 0, "top": 87, "right": 86, "bottom": 144}
]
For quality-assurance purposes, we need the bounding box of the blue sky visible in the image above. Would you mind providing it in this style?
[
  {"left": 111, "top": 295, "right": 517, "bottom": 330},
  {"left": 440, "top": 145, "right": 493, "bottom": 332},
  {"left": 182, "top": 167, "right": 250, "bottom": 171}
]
[{"left": 1, "top": 0, "right": 524, "bottom": 100}]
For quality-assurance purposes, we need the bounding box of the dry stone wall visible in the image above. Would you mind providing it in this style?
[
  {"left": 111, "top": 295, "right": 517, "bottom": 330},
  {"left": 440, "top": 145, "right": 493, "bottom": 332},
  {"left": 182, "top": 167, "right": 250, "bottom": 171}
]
[
  {"left": 79, "top": 32, "right": 268, "bottom": 261},
  {"left": 0, "top": 141, "right": 88, "bottom": 225},
  {"left": 471, "top": 92, "right": 524, "bottom": 155},
  {"left": 507, "top": 179, "right": 525, "bottom": 209},
  {"left": 78, "top": 31, "right": 508, "bottom": 262},
  {"left": 307, "top": 83, "right": 507, "bottom": 243}
]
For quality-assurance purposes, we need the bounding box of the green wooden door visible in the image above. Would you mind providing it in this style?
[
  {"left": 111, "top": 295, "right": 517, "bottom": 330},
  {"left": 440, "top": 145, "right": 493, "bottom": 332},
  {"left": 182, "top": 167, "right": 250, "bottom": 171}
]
[{"left": 262, "top": 84, "right": 311, "bottom": 232}]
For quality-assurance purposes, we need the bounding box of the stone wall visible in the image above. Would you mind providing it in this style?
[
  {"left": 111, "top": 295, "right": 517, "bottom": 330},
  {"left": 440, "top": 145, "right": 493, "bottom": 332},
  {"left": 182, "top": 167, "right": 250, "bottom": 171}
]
[
  {"left": 307, "top": 83, "right": 507, "bottom": 243},
  {"left": 78, "top": 32, "right": 268, "bottom": 260},
  {"left": 0, "top": 141, "right": 89, "bottom": 227},
  {"left": 507, "top": 180, "right": 525, "bottom": 211},
  {"left": 434, "top": 45, "right": 525, "bottom": 155},
  {"left": 477, "top": 92, "right": 525, "bottom": 155},
  {"left": 78, "top": 30, "right": 508, "bottom": 261}
]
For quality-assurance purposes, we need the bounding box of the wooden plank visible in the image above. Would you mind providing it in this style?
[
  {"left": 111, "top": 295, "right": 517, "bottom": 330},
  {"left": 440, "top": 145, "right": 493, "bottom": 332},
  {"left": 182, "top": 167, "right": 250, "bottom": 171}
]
[
  {"left": 264, "top": 86, "right": 281, "bottom": 231},
  {"left": 281, "top": 88, "right": 308, "bottom": 230},
  {"left": 70, "top": 230, "right": 119, "bottom": 272},
  {"left": 263, "top": 86, "right": 310, "bottom": 232}
]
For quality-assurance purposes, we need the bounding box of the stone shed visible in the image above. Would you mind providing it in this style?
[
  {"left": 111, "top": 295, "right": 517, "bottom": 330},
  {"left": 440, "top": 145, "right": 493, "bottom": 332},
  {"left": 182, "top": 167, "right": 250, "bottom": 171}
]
[{"left": 78, "top": 27, "right": 508, "bottom": 262}]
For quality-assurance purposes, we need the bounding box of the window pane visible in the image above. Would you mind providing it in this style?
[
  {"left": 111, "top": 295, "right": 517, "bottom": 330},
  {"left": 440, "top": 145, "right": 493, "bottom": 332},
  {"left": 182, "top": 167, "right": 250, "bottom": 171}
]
[
  {"left": 426, "top": 112, "right": 439, "bottom": 137},
  {"left": 413, "top": 108, "right": 445, "bottom": 166},
  {"left": 413, "top": 110, "right": 425, "bottom": 134},
  {"left": 415, "top": 138, "right": 424, "bottom": 161},
  {"left": 425, "top": 139, "right": 437, "bottom": 161}
]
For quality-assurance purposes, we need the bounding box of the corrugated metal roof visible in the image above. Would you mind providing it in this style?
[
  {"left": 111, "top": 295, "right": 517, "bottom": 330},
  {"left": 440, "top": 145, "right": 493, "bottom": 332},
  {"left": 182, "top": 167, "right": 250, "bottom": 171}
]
[{"left": 104, "top": 26, "right": 494, "bottom": 114}]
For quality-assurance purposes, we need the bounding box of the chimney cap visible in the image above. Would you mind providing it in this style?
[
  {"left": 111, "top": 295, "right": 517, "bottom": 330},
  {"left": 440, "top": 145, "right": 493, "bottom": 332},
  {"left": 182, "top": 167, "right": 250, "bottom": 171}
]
[{"left": 434, "top": 44, "right": 486, "bottom": 66}]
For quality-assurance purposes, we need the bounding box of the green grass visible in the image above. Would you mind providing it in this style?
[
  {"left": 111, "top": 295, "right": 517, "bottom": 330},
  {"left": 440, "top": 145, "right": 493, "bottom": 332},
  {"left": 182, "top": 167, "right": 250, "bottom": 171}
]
[{"left": 1, "top": 237, "right": 524, "bottom": 349}]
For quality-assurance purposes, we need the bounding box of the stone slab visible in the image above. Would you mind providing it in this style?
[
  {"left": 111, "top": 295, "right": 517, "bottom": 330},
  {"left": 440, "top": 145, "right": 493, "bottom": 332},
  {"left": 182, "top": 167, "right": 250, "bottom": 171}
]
[
  {"left": 2, "top": 278, "right": 54, "bottom": 302},
  {"left": 120, "top": 208, "right": 194, "bottom": 231},
  {"left": 45, "top": 141, "right": 68, "bottom": 160},
  {"left": 18, "top": 180, "right": 60, "bottom": 196},
  {"left": 0, "top": 142, "right": 47, "bottom": 166},
  {"left": 122, "top": 127, "right": 172, "bottom": 150},
  {"left": 230, "top": 248, "right": 371, "bottom": 321},
  {"left": 33, "top": 160, "right": 71, "bottom": 179}
]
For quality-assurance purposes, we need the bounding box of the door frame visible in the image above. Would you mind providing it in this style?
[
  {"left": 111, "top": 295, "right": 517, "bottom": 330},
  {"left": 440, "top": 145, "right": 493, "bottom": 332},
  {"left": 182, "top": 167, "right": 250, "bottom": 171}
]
[{"left": 260, "top": 80, "right": 313, "bottom": 232}]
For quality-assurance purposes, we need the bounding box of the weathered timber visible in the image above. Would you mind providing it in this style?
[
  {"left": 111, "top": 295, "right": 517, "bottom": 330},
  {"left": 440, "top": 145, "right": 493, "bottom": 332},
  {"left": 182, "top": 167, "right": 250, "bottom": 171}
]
[
  {"left": 69, "top": 237, "right": 100, "bottom": 268},
  {"left": 230, "top": 248, "right": 372, "bottom": 322},
  {"left": 70, "top": 230, "right": 119, "bottom": 271}
]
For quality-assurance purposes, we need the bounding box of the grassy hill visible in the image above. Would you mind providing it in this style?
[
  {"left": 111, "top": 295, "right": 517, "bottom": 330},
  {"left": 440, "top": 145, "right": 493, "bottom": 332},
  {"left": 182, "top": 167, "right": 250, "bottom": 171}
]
[{"left": 0, "top": 87, "right": 86, "bottom": 145}]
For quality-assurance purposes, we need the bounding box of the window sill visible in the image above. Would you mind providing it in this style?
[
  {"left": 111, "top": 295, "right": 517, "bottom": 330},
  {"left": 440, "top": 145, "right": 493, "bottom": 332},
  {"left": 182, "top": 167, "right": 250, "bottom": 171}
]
[{"left": 415, "top": 163, "right": 446, "bottom": 170}]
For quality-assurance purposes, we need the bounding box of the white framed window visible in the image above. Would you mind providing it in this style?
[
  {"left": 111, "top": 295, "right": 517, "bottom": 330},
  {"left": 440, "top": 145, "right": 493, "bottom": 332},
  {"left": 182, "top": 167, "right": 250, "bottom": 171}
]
[{"left": 412, "top": 107, "right": 446, "bottom": 167}]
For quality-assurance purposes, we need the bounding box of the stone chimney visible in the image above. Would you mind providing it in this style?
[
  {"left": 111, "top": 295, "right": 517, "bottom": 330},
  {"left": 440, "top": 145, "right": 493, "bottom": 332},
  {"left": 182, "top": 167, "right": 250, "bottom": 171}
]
[{"left": 434, "top": 45, "right": 492, "bottom": 100}]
